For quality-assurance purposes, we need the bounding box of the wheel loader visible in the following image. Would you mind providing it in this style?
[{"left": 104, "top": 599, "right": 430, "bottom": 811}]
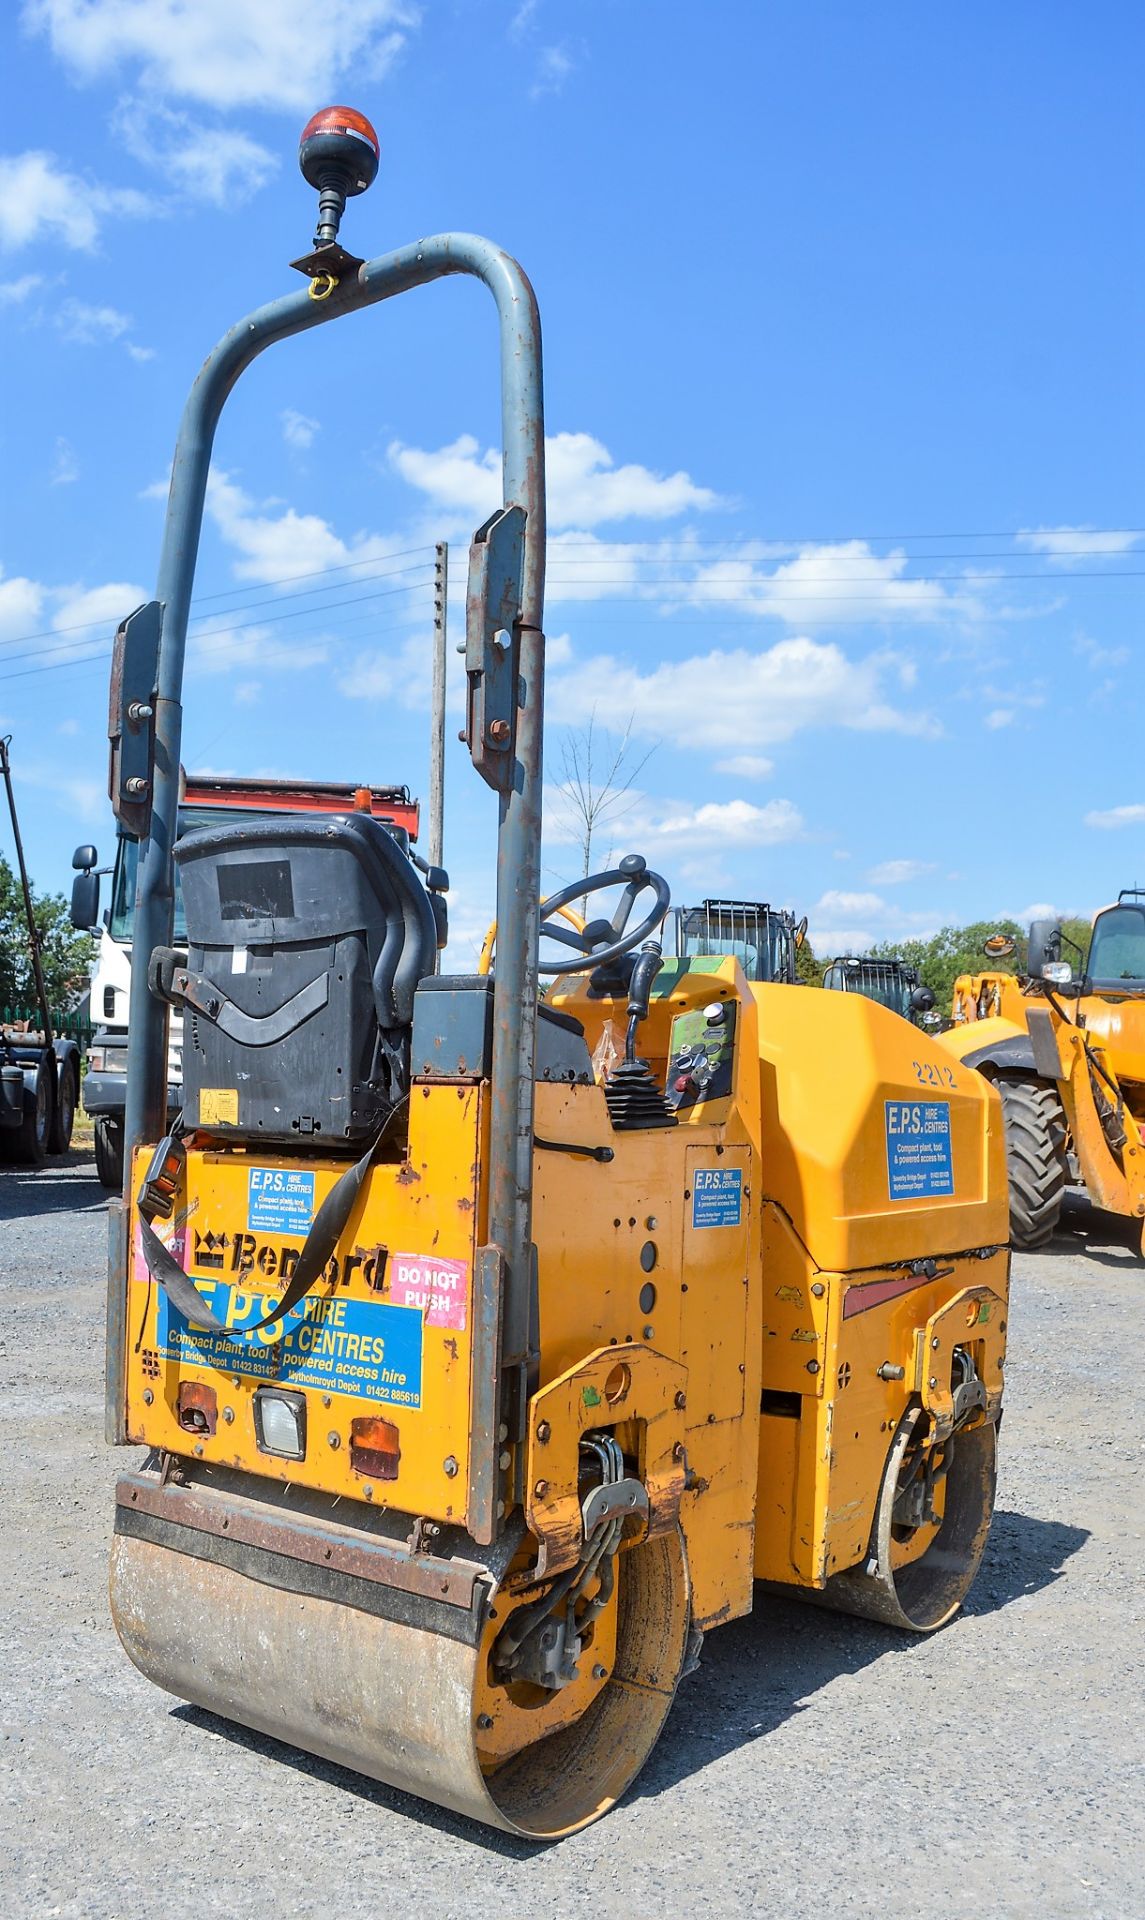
[
  {"left": 105, "top": 107, "right": 1010, "bottom": 1838},
  {"left": 943, "top": 908, "right": 1145, "bottom": 1251}
]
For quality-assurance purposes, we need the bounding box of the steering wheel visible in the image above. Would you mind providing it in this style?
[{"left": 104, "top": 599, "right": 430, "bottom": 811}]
[
  {"left": 478, "top": 898, "right": 586, "bottom": 976},
  {"left": 536, "top": 854, "right": 671, "bottom": 975}
]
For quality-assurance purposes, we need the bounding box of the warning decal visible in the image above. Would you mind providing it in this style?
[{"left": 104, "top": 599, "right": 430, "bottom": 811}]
[
  {"left": 391, "top": 1252, "right": 469, "bottom": 1331},
  {"left": 885, "top": 1100, "right": 954, "bottom": 1200}
]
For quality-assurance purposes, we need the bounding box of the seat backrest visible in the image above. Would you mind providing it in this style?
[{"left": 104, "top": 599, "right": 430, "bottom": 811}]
[{"left": 173, "top": 813, "right": 438, "bottom": 1149}]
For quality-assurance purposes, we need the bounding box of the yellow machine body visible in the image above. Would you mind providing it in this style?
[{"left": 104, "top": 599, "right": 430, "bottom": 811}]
[
  {"left": 944, "top": 962, "right": 1145, "bottom": 1241},
  {"left": 115, "top": 958, "right": 1008, "bottom": 1832}
]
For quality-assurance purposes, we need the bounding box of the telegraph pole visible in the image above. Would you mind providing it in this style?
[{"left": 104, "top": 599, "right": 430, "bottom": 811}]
[{"left": 428, "top": 541, "right": 447, "bottom": 869}]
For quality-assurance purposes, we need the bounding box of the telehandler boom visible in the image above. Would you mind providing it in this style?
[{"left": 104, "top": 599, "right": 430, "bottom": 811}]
[{"left": 106, "top": 109, "right": 1010, "bottom": 1836}]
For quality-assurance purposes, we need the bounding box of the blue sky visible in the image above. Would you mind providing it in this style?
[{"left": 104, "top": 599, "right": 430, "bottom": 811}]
[{"left": 1, "top": 0, "right": 1142, "bottom": 963}]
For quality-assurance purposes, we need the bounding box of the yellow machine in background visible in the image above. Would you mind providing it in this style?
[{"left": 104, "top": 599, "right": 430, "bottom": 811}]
[
  {"left": 105, "top": 109, "right": 1010, "bottom": 1839},
  {"left": 944, "top": 904, "right": 1145, "bottom": 1249}
]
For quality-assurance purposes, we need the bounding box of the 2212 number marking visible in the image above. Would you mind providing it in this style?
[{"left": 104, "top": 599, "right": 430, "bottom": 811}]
[{"left": 912, "top": 1059, "right": 957, "bottom": 1089}]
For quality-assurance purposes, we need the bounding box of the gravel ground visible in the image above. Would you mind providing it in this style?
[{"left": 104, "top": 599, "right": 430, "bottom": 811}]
[{"left": 2, "top": 1153, "right": 1143, "bottom": 1920}]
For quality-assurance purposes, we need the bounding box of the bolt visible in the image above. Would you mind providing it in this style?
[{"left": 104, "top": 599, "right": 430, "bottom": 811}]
[
  {"left": 222, "top": 1406, "right": 235, "bottom": 1424},
  {"left": 811, "top": 1282, "right": 825, "bottom": 1298},
  {"left": 364, "top": 1485, "right": 374, "bottom": 1501},
  {"left": 876, "top": 1363, "right": 905, "bottom": 1381},
  {"left": 498, "top": 1422, "right": 509, "bottom": 1442},
  {"left": 457, "top": 728, "right": 467, "bottom": 742},
  {"left": 141, "top": 1387, "right": 154, "bottom": 1405},
  {"left": 806, "top": 1359, "right": 820, "bottom": 1375},
  {"left": 127, "top": 701, "right": 154, "bottom": 722},
  {"left": 536, "top": 1420, "right": 551, "bottom": 1444},
  {"left": 124, "top": 776, "right": 149, "bottom": 796},
  {"left": 476, "top": 1713, "right": 494, "bottom": 1732},
  {"left": 643, "top": 1324, "right": 655, "bottom": 1339},
  {"left": 592, "top": 1664, "right": 608, "bottom": 1681},
  {"left": 499, "top": 1450, "right": 511, "bottom": 1470},
  {"left": 327, "top": 1431, "right": 340, "bottom": 1449},
  {"left": 488, "top": 718, "right": 511, "bottom": 744},
  {"left": 533, "top": 1479, "right": 549, "bottom": 1498},
  {"left": 673, "top": 1442, "right": 686, "bottom": 1462},
  {"left": 929, "top": 1376, "right": 938, "bottom": 1389},
  {"left": 193, "top": 1443, "right": 204, "bottom": 1457},
  {"left": 443, "top": 1455, "right": 459, "bottom": 1477},
  {"left": 931, "top": 1336, "right": 941, "bottom": 1350},
  {"left": 674, "top": 1390, "right": 686, "bottom": 1411}
]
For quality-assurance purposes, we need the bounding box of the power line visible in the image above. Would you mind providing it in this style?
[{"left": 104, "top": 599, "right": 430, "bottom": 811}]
[
  {"left": 0, "top": 576, "right": 431, "bottom": 676},
  {"left": 0, "top": 548, "right": 435, "bottom": 652}
]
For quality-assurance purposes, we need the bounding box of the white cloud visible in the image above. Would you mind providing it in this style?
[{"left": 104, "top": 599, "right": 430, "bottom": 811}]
[
  {"left": 125, "top": 341, "right": 155, "bottom": 362},
  {"left": 676, "top": 539, "right": 966, "bottom": 629},
  {"left": 53, "top": 581, "right": 146, "bottom": 632},
  {"left": 1084, "top": 804, "right": 1145, "bottom": 830},
  {"left": 865, "top": 859, "right": 935, "bottom": 886},
  {"left": 389, "top": 430, "right": 720, "bottom": 530},
  {"left": 57, "top": 297, "right": 132, "bottom": 343},
  {"left": 282, "top": 409, "right": 320, "bottom": 452},
  {"left": 0, "top": 150, "right": 152, "bottom": 251},
  {"left": 0, "top": 273, "right": 45, "bottom": 305},
  {"left": 51, "top": 437, "right": 79, "bottom": 485},
  {"left": 714, "top": 753, "right": 774, "bottom": 780},
  {"left": 192, "top": 614, "right": 329, "bottom": 675},
  {"left": 546, "top": 789, "right": 804, "bottom": 855},
  {"left": 26, "top": 0, "right": 417, "bottom": 112},
  {"left": 984, "top": 708, "right": 1014, "bottom": 730},
  {"left": 0, "top": 569, "right": 45, "bottom": 640},
  {"left": 530, "top": 43, "right": 576, "bottom": 99},
  {"left": 813, "top": 889, "right": 888, "bottom": 920},
  {"left": 810, "top": 927, "right": 877, "bottom": 957},
  {"left": 1017, "top": 525, "right": 1141, "bottom": 566},
  {"left": 205, "top": 469, "right": 409, "bottom": 582},
  {"left": 335, "top": 632, "right": 432, "bottom": 706},
  {"left": 546, "top": 636, "right": 938, "bottom": 751},
  {"left": 111, "top": 98, "right": 277, "bottom": 206}
]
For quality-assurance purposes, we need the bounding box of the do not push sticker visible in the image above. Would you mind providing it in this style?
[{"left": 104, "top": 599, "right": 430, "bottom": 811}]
[{"left": 391, "top": 1253, "right": 469, "bottom": 1332}]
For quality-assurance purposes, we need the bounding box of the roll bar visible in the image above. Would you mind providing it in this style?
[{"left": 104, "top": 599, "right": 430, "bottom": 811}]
[{"left": 118, "top": 235, "right": 546, "bottom": 1535}]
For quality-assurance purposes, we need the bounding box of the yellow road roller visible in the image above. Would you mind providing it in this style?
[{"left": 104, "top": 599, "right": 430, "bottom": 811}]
[{"left": 106, "top": 107, "right": 1010, "bottom": 1838}]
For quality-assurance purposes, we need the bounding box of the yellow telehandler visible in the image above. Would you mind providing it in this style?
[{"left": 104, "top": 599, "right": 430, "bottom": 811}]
[
  {"left": 943, "top": 907, "right": 1145, "bottom": 1250},
  {"left": 105, "top": 107, "right": 1010, "bottom": 1837}
]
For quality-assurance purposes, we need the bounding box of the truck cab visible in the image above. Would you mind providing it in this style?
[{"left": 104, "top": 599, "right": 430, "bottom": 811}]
[{"left": 76, "top": 775, "right": 420, "bottom": 1187}]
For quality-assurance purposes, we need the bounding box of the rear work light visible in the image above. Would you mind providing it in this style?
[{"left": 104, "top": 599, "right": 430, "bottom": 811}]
[{"left": 253, "top": 1388, "right": 307, "bottom": 1461}]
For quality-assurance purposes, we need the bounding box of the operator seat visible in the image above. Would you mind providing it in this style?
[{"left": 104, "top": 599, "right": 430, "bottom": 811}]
[{"left": 168, "top": 813, "right": 438, "bottom": 1150}]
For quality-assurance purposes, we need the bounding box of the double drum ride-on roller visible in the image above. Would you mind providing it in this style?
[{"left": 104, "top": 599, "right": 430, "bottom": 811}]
[{"left": 105, "top": 115, "right": 1010, "bottom": 1838}]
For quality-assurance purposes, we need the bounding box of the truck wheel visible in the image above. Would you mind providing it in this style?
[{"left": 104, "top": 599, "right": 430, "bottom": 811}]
[
  {"left": 48, "top": 1058, "right": 78, "bottom": 1154},
  {"left": 12, "top": 1059, "right": 54, "bottom": 1166},
  {"left": 997, "top": 1075, "right": 1068, "bottom": 1249},
  {"left": 94, "top": 1115, "right": 125, "bottom": 1190}
]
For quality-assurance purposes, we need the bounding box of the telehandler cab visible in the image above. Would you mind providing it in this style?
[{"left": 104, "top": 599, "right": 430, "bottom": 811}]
[{"left": 107, "top": 109, "right": 1010, "bottom": 1837}]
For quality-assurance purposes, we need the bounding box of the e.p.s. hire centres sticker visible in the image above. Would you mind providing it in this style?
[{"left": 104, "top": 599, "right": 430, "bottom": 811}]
[
  {"left": 885, "top": 1100, "right": 954, "bottom": 1200},
  {"left": 391, "top": 1253, "right": 469, "bottom": 1332}
]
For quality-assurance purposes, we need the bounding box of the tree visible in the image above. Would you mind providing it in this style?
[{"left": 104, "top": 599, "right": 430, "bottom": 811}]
[
  {"left": 0, "top": 856, "right": 93, "bottom": 1012},
  {"left": 870, "top": 921, "right": 1026, "bottom": 1012},
  {"left": 550, "top": 713, "right": 657, "bottom": 888},
  {"left": 794, "top": 936, "right": 825, "bottom": 986}
]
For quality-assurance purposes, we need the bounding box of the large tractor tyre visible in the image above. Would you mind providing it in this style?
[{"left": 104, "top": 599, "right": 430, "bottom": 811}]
[
  {"left": 48, "top": 1058, "right": 78, "bottom": 1154},
  {"left": 997, "top": 1074, "right": 1068, "bottom": 1249},
  {"left": 94, "top": 1115, "right": 125, "bottom": 1191},
  {"left": 10, "top": 1059, "right": 54, "bottom": 1166}
]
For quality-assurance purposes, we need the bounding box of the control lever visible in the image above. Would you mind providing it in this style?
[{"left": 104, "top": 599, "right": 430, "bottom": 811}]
[{"left": 625, "top": 941, "right": 663, "bottom": 1064}]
